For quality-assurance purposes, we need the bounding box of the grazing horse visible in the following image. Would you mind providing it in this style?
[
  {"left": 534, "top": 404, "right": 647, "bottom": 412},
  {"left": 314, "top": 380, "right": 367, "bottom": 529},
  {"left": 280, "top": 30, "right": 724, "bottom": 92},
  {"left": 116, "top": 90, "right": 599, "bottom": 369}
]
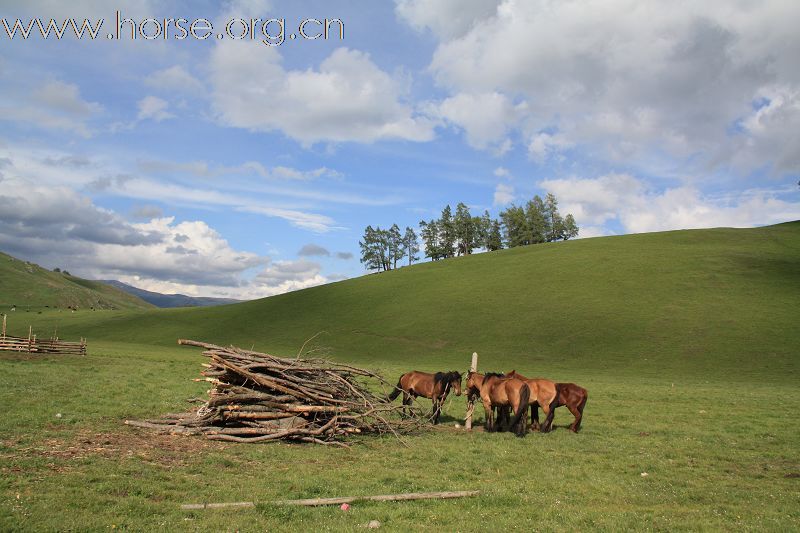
[
  {"left": 387, "top": 371, "right": 462, "bottom": 424},
  {"left": 465, "top": 372, "right": 530, "bottom": 437},
  {"left": 541, "top": 382, "right": 589, "bottom": 432},
  {"left": 505, "top": 370, "right": 559, "bottom": 432}
]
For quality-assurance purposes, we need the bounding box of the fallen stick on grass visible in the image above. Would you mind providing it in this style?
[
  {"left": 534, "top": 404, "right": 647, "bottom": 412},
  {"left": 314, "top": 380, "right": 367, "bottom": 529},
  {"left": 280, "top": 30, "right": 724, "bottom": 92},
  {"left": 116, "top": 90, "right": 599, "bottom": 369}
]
[{"left": 181, "top": 490, "right": 481, "bottom": 510}]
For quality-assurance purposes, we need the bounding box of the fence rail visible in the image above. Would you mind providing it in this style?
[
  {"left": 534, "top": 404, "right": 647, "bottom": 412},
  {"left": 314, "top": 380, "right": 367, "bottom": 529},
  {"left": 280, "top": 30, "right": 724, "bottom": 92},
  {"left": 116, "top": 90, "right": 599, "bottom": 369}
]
[
  {"left": 0, "top": 335, "right": 87, "bottom": 355},
  {"left": 0, "top": 314, "right": 87, "bottom": 355}
]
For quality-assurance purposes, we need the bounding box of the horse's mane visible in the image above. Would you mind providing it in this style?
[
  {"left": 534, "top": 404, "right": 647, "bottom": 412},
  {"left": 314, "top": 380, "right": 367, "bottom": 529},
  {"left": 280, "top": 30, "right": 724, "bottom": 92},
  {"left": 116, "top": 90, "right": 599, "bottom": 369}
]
[
  {"left": 434, "top": 371, "right": 462, "bottom": 395},
  {"left": 482, "top": 372, "right": 505, "bottom": 385}
]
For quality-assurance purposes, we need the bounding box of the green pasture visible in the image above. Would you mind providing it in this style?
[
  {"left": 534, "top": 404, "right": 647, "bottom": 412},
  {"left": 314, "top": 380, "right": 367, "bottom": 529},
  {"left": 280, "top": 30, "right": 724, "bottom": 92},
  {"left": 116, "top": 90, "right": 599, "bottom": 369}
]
[{"left": 1, "top": 223, "right": 799, "bottom": 530}]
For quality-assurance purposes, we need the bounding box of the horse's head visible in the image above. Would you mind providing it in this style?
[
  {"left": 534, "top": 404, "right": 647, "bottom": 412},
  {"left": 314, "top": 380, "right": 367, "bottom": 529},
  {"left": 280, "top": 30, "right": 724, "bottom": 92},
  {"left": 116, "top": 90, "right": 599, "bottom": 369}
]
[
  {"left": 449, "top": 371, "right": 463, "bottom": 396},
  {"left": 465, "top": 371, "right": 482, "bottom": 396}
]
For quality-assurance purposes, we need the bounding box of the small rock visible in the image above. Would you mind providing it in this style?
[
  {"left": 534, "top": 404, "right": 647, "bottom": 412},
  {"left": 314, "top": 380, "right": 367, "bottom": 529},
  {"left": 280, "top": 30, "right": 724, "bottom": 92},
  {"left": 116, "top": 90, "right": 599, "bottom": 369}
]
[
  {"left": 340, "top": 503, "right": 350, "bottom": 511},
  {"left": 641, "top": 472, "right": 649, "bottom": 477},
  {"left": 368, "top": 520, "right": 381, "bottom": 529},
  {"left": 454, "top": 423, "right": 461, "bottom": 428},
  {"left": 55, "top": 413, "right": 62, "bottom": 418}
]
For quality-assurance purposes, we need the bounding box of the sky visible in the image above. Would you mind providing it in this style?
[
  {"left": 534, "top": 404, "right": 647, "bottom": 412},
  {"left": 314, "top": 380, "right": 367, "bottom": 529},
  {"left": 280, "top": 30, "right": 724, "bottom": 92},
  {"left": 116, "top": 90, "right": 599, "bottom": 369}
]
[{"left": 1, "top": 0, "right": 798, "bottom": 299}]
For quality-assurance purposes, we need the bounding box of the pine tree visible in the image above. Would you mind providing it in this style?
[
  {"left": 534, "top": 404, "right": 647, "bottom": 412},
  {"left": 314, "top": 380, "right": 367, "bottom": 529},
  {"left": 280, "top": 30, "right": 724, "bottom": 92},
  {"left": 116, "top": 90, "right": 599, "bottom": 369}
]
[
  {"left": 543, "top": 193, "right": 565, "bottom": 242},
  {"left": 500, "top": 205, "right": 528, "bottom": 248},
  {"left": 487, "top": 219, "right": 503, "bottom": 251},
  {"left": 526, "top": 196, "right": 548, "bottom": 244},
  {"left": 420, "top": 219, "right": 441, "bottom": 260},
  {"left": 403, "top": 226, "right": 420, "bottom": 265},
  {"left": 439, "top": 205, "right": 457, "bottom": 258},
  {"left": 478, "top": 210, "right": 492, "bottom": 250},
  {"left": 563, "top": 213, "right": 579, "bottom": 240},
  {"left": 388, "top": 224, "right": 403, "bottom": 269},
  {"left": 359, "top": 225, "right": 383, "bottom": 271},
  {"left": 454, "top": 202, "right": 476, "bottom": 255}
]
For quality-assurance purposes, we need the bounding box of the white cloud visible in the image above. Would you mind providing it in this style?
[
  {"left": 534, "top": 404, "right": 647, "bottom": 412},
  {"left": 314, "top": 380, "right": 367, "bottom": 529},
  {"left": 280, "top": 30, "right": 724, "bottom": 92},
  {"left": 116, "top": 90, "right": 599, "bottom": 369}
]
[
  {"left": 91, "top": 217, "right": 265, "bottom": 286},
  {"left": 210, "top": 43, "right": 435, "bottom": 145},
  {"left": 35, "top": 81, "right": 101, "bottom": 116},
  {"left": 493, "top": 183, "right": 515, "bottom": 206},
  {"left": 130, "top": 204, "right": 163, "bottom": 220},
  {"left": 401, "top": 0, "right": 800, "bottom": 176},
  {"left": 253, "top": 259, "right": 327, "bottom": 295},
  {"left": 434, "top": 92, "right": 522, "bottom": 151},
  {"left": 493, "top": 167, "right": 510, "bottom": 178},
  {"left": 0, "top": 177, "right": 263, "bottom": 289},
  {"left": 0, "top": 147, "right": 344, "bottom": 233},
  {"left": 137, "top": 158, "right": 341, "bottom": 181},
  {"left": 137, "top": 96, "right": 174, "bottom": 122},
  {"left": 528, "top": 132, "right": 573, "bottom": 163},
  {"left": 0, "top": 173, "right": 340, "bottom": 299},
  {"left": 239, "top": 205, "right": 339, "bottom": 233},
  {"left": 540, "top": 174, "right": 800, "bottom": 234},
  {"left": 395, "top": 0, "right": 501, "bottom": 39},
  {"left": 0, "top": 80, "right": 102, "bottom": 137},
  {"left": 145, "top": 66, "right": 204, "bottom": 95}
]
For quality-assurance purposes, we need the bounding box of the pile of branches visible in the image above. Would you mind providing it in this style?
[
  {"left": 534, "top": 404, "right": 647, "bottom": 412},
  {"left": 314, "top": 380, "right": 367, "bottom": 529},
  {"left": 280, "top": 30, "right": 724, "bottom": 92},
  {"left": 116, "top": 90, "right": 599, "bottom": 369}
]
[{"left": 126, "top": 339, "right": 419, "bottom": 447}]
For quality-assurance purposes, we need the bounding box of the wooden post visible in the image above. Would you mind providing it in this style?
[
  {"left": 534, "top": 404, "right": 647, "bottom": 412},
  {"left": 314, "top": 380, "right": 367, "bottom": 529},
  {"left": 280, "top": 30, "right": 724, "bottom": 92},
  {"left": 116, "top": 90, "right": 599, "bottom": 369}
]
[
  {"left": 1, "top": 314, "right": 6, "bottom": 337},
  {"left": 465, "top": 352, "right": 478, "bottom": 430}
]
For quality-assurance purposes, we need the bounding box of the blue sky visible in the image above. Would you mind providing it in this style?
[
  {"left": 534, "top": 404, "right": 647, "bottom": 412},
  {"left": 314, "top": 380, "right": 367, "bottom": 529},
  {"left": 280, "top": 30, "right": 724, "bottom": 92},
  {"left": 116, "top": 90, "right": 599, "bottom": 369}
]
[{"left": 1, "top": 0, "right": 798, "bottom": 298}]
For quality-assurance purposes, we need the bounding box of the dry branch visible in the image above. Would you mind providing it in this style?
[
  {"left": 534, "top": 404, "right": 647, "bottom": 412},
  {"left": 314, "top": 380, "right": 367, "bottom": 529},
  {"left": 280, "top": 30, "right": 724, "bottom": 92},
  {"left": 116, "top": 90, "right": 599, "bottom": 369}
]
[{"left": 127, "top": 339, "right": 420, "bottom": 446}]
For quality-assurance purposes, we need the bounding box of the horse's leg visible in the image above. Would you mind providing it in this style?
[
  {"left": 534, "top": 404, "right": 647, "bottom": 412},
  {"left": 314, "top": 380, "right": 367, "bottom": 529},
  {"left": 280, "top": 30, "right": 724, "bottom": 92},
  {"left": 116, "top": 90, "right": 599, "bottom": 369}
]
[
  {"left": 511, "top": 401, "right": 522, "bottom": 437},
  {"left": 539, "top": 402, "right": 551, "bottom": 433},
  {"left": 402, "top": 392, "right": 411, "bottom": 417},
  {"left": 432, "top": 397, "right": 441, "bottom": 424},
  {"left": 494, "top": 407, "right": 505, "bottom": 432},
  {"left": 567, "top": 403, "right": 581, "bottom": 432},
  {"left": 530, "top": 401, "right": 540, "bottom": 431},
  {"left": 482, "top": 399, "right": 494, "bottom": 432},
  {"left": 541, "top": 402, "right": 556, "bottom": 433},
  {"left": 517, "top": 403, "right": 529, "bottom": 437},
  {"left": 572, "top": 395, "right": 587, "bottom": 432}
]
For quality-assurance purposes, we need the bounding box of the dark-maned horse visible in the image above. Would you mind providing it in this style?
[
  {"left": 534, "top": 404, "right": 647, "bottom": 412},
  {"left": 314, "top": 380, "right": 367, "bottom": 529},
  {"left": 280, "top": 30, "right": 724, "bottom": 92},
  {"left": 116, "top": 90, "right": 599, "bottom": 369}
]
[
  {"left": 465, "top": 372, "right": 530, "bottom": 437},
  {"left": 505, "top": 370, "right": 558, "bottom": 432},
  {"left": 541, "top": 382, "right": 588, "bottom": 432},
  {"left": 387, "top": 370, "right": 462, "bottom": 424}
]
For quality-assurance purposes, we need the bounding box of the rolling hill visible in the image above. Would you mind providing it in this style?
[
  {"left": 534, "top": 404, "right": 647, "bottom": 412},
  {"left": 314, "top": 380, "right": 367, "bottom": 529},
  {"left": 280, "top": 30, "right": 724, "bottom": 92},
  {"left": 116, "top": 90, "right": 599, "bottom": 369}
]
[
  {"left": 99, "top": 280, "right": 241, "bottom": 308},
  {"left": 0, "top": 251, "right": 153, "bottom": 311},
  {"left": 3, "top": 222, "right": 799, "bottom": 531},
  {"left": 19, "top": 222, "right": 800, "bottom": 383}
]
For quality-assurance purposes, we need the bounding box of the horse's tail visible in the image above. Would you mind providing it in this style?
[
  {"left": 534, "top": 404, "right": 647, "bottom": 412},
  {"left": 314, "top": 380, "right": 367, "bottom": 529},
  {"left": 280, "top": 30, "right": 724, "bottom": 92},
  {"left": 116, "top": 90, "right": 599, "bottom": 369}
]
[
  {"left": 387, "top": 376, "right": 404, "bottom": 402},
  {"left": 578, "top": 388, "right": 588, "bottom": 414},
  {"left": 510, "top": 383, "right": 530, "bottom": 434}
]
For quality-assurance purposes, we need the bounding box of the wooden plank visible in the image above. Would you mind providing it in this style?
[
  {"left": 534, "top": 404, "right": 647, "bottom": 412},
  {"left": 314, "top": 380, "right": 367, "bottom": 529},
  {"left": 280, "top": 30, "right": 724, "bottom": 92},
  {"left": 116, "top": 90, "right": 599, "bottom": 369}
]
[{"left": 181, "top": 490, "right": 480, "bottom": 510}]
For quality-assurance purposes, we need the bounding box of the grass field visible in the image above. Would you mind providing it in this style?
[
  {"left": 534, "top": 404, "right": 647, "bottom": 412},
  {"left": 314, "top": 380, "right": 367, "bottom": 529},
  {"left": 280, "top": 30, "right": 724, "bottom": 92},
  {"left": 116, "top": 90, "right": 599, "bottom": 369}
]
[{"left": 2, "top": 223, "right": 799, "bottom": 531}]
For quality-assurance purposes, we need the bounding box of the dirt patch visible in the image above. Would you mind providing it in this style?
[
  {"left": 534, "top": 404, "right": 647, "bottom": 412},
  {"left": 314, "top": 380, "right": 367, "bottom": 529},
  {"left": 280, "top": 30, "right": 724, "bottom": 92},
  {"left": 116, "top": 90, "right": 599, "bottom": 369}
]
[{"left": 6, "top": 428, "right": 228, "bottom": 469}]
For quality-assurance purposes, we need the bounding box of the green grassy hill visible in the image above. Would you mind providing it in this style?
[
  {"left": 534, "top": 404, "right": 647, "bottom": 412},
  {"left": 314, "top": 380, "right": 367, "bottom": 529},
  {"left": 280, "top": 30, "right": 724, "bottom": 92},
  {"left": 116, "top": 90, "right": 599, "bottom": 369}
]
[
  {"left": 2, "top": 223, "right": 799, "bottom": 530},
  {"left": 0, "top": 251, "right": 153, "bottom": 311},
  {"left": 18, "top": 222, "right": 800, "bottom": 382}
]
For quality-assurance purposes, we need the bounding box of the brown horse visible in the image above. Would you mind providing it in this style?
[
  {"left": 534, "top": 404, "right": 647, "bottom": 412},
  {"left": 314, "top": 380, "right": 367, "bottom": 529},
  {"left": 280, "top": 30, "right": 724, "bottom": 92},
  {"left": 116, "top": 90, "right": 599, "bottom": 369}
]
[
  {"left": 387, "top": 371, "right": 462, "bottom": 424},
  {"left": 541, "top": 382, "right": 589, "bottom": 432},
  {"left": 505, "top": 370, "right": 558, "bottom": 432},
  {"left": 465, "top": 372, "right": 530, "bottom": 437}
]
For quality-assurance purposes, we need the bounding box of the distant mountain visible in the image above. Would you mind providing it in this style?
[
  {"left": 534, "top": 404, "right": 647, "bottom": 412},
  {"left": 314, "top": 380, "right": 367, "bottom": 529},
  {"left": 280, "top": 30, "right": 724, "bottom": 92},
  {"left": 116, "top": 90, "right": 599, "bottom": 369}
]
[
  {"left": 0, "top": 251, "right": 153, "bottom": 310},
  {"left": 99, "top": 280, "right": 241, "bottom": 308}
]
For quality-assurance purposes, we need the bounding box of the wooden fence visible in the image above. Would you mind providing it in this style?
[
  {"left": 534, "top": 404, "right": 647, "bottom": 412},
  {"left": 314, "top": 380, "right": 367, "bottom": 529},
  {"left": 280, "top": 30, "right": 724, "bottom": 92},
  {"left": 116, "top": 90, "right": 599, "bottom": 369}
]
[{"left": 0, "top": 315, "right": 86, "bottom": 355}]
